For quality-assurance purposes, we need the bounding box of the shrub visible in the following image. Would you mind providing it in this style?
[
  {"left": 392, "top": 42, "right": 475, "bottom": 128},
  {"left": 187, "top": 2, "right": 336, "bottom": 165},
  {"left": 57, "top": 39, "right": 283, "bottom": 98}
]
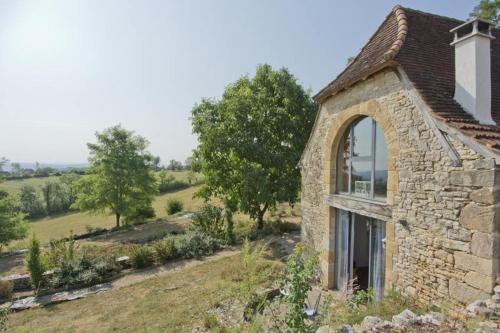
[
  {"left": 158, "top": 172, "right": 190, "bottom": 193},
  {"left": 166, "top": 198, "right": 183, "bottom": 215},
  {"left": 190, "top": 204, "right": 225, "bottom": 239},
  {"left": 46, "top": 238, "right": 78, "bottom": 269},
  {"left": 123, "top": 205, "right": 156, "bottom": 225},
  {"left": 0, "top": 307, "right": 8, "bottom": 332},
  {"left": 175, "top": 231, "right": 222, "bottom": 259},
  {"left": 0, "top": 280, "right": 13, "bottom": 302},
  {"left": 153, "top": 237, "right": 177, "bottom": 263},
  {"left": 280, "top": 245, "right": 319, "bottom": 333},
  {"left": 49, "top": 254, "right": 120, "bottom": 289},
  {"left": 130, "top": 245, "right": 155, "bottom": 269},
  {"left": 26, "top": 234, "right": 46, "bottom": 291}
]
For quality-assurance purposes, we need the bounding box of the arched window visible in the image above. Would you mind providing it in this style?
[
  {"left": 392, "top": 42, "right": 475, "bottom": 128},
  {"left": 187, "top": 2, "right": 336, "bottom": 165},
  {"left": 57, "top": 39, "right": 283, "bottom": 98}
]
[{"left": 337, "top": 117, "right": 388, "bottom": 201}]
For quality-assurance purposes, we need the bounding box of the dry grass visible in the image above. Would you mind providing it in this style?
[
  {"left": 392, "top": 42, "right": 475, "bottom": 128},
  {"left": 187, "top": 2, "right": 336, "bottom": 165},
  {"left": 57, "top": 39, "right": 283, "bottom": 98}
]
[{"left": 7, "top": 252, "right": 283, "bottom": 332}]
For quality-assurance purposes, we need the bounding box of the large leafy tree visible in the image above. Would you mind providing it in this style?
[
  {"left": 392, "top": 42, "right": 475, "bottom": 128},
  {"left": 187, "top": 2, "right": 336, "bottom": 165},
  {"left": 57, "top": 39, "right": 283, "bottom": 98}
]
[
  {"left": 0, "top": 191, "right": 27, "bottom": 250},
  {"left": 73, "top": 125, "right": 157, "bottom": 227},
  {"left": 470, "top": 0, "right": 500, "bottom": 25},
  {"left": 191, "top": 64, "right": 317, "bottom": 229}
]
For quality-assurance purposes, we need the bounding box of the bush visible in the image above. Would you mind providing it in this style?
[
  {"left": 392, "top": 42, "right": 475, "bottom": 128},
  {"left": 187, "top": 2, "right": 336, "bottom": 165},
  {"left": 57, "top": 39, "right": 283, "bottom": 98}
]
[
  {"left": 123, "top": 205, "right": 156, "bottom": 225},
  {"left": 130, "top": 245, "right": 155, "bottom": 269},
  {"left": 166, "top": 198, "right": 184, "bottom": 215},
  {"left": 0, "top": 307, "right": 8, "bottom": 332},
  {"left": 190, "top": 204, "right": 225, "bottom": 239},
  {"left": 49, "top": 254, "right": 120, "bottom": 289},
  {"left": 0, "top": 280, "right": 13, "bottom": 302},
  {"left": 26, "top": 234, "right": 46, "bottom": 291},
  {"left": 46, "top": 238, "right": 77, "bottom": 269},
  {"left": 175, "top": 231, "right": 222, "bottom": 259},
  {"left": 153, "top": 237, "right": 178, "bottom": 263}
]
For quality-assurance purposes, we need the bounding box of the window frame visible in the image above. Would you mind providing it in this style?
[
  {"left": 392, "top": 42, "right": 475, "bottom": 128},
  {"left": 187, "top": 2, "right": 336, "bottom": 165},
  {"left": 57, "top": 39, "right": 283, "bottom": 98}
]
[{"left": 337, "top": 117, "right": 386, "bottom": 201}]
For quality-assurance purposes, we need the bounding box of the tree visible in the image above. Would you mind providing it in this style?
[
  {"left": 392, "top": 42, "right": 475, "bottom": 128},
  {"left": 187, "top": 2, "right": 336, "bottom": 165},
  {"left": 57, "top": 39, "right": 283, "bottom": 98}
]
[
  {"left": 191, "top": 64, "right": 317, "bottom": 229},
  {"left": 470, "top": 0, "right": 500, "bottom": 25},
  {"left": 0, "top": 193, "right": 27, "bottom": 250},
  {"left": 73, "top": 125, "right": 157, "bottom": 227},
  {"left": 26, "top": 234, "right": 45, "bottom": 291},
  {"left": 152, "top": 156, "right": 161, "bottom": 171},
  {"left": 11, "top": 163, "right": 21, "bottom": 177},
  {"left": 19, "top": 185, "right": 46, "bottom": 218},
  {"left": 184, "top": 156, "right": 193, "bottom": 170},
  {"left": 167, "top": 159, "right": 183, "bottom": 171}
]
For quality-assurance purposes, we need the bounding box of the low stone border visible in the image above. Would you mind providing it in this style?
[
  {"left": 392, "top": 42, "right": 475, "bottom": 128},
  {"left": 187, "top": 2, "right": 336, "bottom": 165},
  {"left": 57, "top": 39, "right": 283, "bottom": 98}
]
[
  {"left": 8, "top": 283, "right": 113, "bottom": 311},
  {"left": 0, "top": 249, "right": 27, "bottom": 259}
]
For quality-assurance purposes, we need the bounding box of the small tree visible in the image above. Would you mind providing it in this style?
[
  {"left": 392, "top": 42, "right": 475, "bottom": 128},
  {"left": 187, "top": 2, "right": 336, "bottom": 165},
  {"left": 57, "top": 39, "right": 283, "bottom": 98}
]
[
  {"left": 26, "top": 234, "right": 45, "bottom": 291},
  {"left": 191, "top": 64, "right": 317, "bottom": 229},
  {"left": 0, "top": 194, "right": 27, "bottom": 250},
  {"left": 281, "top": 245, "right": 319, "bottom": 333},
  {"left": 73, "top": 125, "right": 158, "bottom": 227},
  {"left": 470, "top": 0, "right": 500, "bottom": 25}
]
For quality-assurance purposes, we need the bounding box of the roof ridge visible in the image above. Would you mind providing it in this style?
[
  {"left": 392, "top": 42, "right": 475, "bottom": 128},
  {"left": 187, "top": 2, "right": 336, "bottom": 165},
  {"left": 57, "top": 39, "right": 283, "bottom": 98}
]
[
  {"left": 401, "top": 6, "right": 464, "bottom": 25},
  {"left": 383, "top": 5, "right": 408, "bottom": 60}
]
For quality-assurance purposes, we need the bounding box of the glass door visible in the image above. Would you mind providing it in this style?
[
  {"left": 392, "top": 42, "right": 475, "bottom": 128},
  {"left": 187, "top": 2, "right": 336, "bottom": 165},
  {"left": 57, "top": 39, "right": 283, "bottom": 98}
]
[
  {"left": 335, "top": 209, "right": 352, "bottom": 291},
  {"left": 369, "top": 219, "right": 386, "bottom": 301},
  {"left": 334, "top": 209, "right": 386, "bottom": 300}
]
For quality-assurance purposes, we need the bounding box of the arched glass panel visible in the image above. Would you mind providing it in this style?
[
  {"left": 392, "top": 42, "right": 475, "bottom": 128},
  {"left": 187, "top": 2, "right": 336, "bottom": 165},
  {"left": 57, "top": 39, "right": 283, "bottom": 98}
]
[{"left": 336, "top": 117, "right": 387, "bottom": 201}]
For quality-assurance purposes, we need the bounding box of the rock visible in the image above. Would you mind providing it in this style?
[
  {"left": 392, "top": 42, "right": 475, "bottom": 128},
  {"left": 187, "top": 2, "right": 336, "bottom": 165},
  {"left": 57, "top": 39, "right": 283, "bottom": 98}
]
[
  {"left": 470, "top": 188, "right": 495, "bottom": 205},
  {"left": 338, "top": 324, "right": 355, "bottom": 333},
  {"left": 464, "top": 271, "right": 495, "bottom": 293},
  {"left": 459, "top": 203, "right": 495, "bottom": 233},
  {"left": 419, "top": 311, "right": 445, "bottom": 326},
  {"left": 454, "top": 254, "right": 494, "bottom": 279},
  {"left": 466, "top": 300, "right": 488, "bottom": 315},
  {"left": 471, "top": 232, "right": 494, "bottom": 259},
  {"left": 374, "top": 320, "right": 394, "bottom": 330},
  {"left": 494, "top": 285, "right": 500, "bottom": 296},
  {"left": 116, "top": 256, "right": 130, "bottom": 268},
  {"left": 3, "top": 273, "right": 31, "bottom": 291},
  {"left": 11, "top": 283, "right": 112, "bottom": 311},
  {"left": 392, "top": 309, "right": 419, "bottom": 326},
  {"left": 360, "top": 316, "right": 382, "bottom": 331}
]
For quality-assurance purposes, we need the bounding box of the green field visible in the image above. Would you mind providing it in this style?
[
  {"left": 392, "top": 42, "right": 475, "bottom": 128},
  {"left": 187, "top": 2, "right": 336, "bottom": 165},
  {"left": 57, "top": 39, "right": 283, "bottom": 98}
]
[
  {"left": 0, "top": 176, "right": 61, "bottom": 195},
  {"left": 6, "top": 185, "right": 204, "bottom": 250},
  {"left": 0, "top": 170, "right": 198, "bottom": 196}
]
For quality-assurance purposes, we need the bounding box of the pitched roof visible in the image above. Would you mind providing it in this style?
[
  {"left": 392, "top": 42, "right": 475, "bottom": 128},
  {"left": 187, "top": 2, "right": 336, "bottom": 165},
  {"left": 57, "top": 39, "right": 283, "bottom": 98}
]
[{"left": 315, "top": 6, "right": 500, "bottom": 154}]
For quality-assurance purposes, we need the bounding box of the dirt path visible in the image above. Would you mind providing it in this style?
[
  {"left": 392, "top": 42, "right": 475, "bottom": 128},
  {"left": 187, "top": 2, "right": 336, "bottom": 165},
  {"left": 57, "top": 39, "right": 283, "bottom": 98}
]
[{"left": 111, "top": 249, "right": 240, "bottom": 289}]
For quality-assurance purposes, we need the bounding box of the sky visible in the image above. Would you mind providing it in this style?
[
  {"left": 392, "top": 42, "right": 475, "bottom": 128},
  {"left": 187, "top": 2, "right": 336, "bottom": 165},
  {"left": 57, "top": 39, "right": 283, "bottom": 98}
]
[{"left": 0, "top": 0, "right": 474, "bottom": 165}]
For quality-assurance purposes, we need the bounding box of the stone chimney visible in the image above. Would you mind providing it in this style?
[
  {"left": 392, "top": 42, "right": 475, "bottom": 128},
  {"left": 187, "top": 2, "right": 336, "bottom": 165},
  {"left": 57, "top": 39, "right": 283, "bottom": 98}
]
[{"left": 450, "top": 19, "right": 496, "bottom": 125}]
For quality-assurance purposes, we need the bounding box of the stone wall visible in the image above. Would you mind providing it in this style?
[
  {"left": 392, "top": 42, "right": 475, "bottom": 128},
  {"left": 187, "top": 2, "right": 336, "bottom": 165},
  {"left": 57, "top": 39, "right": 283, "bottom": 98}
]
[{"left": 300, "top": 68, "right": 499, "bottom": 305}]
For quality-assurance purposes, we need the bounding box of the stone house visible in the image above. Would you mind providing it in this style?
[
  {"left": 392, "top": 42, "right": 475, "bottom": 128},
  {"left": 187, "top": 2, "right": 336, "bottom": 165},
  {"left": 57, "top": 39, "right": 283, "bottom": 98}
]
[{"left": 300, "top": 6, "right": 500, "bottom": 305}]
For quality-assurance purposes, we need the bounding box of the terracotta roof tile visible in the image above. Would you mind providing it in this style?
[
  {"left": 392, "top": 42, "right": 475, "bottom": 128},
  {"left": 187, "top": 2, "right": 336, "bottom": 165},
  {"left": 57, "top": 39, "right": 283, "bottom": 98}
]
[{"left": 315, "top": 6, "right": 500, "bottom": 155}]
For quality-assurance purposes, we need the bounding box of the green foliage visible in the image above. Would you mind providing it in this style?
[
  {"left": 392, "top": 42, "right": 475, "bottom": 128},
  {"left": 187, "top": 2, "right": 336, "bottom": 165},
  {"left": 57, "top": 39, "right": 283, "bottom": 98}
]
[
  {"left": 190, "top": 204, "right": 226, "bottom": 239},
  {"left": 166, "top": 198, "right": 184, "bottom": 215},
  {"left": 26, "top": 234, "right": 46, "bottom": 291},
  {"left": 0, "top": 194, "right": 27, "bottom": 249},
  {"left": 280, "top": 245, "right": 319, "bottom": 333},
  {"left": 41, "top": 180, "right": 72, "bottom": 215},
  {"left": 0, "top": 280, "right": 13, "bottom": 302},
  {"left": 470, "top": 0, "right": 500, "bottom": 25},
  {"left": 157, "top": 171, "right": 190, "bottom": 193},
  {"left": 73, "top": 125, "right": 158, "bottom": 227},
  {"left": 45, "top": 238, "right": 78, "bottom": 269},
  {"left": 18, "top": 185, "right": 46, "bottom": 218},
  {"left": 130, "top": 245, "right": 156, "bottom": 269},
  {"left": 49, "top": 254, "right": 120, "bottom": 289},
  {"left": 191, "top": 64, "right": 317, "bottom": 229},
  {"left": 0, "top": 307, "right": 8, "bottom": 332},
  {"left": 175, "top": 231, "right": 222, "bottom": 259},
  {"left": 153, "top": 237, "right": 178, "bottom": 263},
  {"left": 346, "top": 288, "right": 374, "bottom": 311}
]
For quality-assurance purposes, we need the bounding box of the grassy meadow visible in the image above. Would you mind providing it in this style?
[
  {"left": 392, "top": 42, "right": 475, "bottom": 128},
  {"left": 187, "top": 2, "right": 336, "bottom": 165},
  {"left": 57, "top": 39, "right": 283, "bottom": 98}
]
[{"left": 0, "top": 176, "right": 61, "bottom": 195}]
